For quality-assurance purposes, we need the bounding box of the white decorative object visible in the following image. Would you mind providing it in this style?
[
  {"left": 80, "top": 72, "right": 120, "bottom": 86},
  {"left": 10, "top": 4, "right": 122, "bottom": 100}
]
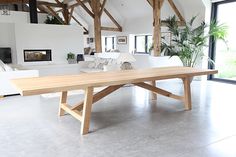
[
  {"left": 0, "top": 66, "right": 5, "bottom": 72},
  {"left": 0, "top": 5, "right": 10, "bottom": 15},
  {"left": 0, "top": 60, "right": 5, "bottom": 72},
  {"left": 4, "top": 64, "right": 13, "bottom": 71},
  {"left": 117, "top": 53, "right": 136, "bottom": 70},
  {"left": 103, "top": 64, "right": 119, "bottom": 71}
]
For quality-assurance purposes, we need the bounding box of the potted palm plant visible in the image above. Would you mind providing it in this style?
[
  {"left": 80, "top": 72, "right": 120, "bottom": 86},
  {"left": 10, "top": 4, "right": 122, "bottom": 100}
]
[
  {"left": 67, "top": 52, "right": 76, "bottom": 64},
  {"left": 44, "top": 15, "right": 63, "bottom": 25},
  {"left": 161, "top": 15, "right": 227, "bottom": 67}
]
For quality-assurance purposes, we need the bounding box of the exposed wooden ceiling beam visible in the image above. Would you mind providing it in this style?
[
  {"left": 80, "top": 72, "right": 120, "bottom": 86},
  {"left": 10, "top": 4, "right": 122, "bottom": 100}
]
[
  {"left": 101, "top": 27, "right": 121, "bottom": 32},
  {"left": 104, "top": 8, "right": 122, "bottom": 31},
  {"left": 37, "top": 1, "right": 61, "bottom": 8},
  {"left": 45, "top": 5, "right": 65, "bottom": 24},
  {"left": 161, "top": 20, "right": 185, "bottom": 26},
  {"left": 68, "top": 7, "right": 74, "bottom": 23},
  {"left": 75, "top": 0, "right": 94, "bottom": 18},
  {"left": 63, "top": 4, "right": 70, "bottom": 24},
  {"left": 37, "top": 5, "right": 47, "bottom": 13},
  {"left": 72, "top": 15, "right": 89, "bottom": 34},
  {"left": 167, "top": 0, "right": 185, "bottom": 22},
  {"left": 67, "top": 0, "right": 90, "bottom": 10},
  {"left": 84, "top": 0, "right": 122, "bottom": 32},
  {"left": 99, "top": 0, "right": 107, "bottom": 17},
  {"left": 91, "top": 0, "right": 102, "bottom": 52},
  {"left": 54, "top": 0, "right": 70, "bottom": 24},
  {"left": 54, "top": 0, "right": 63, "bottom": 8},
  {"left": 146, "top": 0, "right": 153, "bottom": 7},
  {"left": 147, "top": 0, "right": 164, "bottom": 8},
  {"left": 152, "top": 0, "right": 162, "bottom": 56}
]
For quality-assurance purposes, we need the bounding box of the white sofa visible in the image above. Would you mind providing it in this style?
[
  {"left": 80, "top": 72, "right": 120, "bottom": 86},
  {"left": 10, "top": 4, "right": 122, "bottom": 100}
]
[
  {"left": 10, "top": 53, "right": 181, "bottom": 98},
  {"left": 133, "top": 55, "right": 183, "bottom": 69},
  {"left": 80, "top": 52, "right": 183, "bottom": 71},
  {"left": 0, "top": 66, "right": 39, "bottom": 96},
  {"left": 18, "top": 53, "right": 183, "bottom": 76}
]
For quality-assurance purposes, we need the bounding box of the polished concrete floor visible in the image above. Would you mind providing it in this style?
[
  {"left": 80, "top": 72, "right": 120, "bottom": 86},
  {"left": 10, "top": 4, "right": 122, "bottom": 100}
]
[{"left": 0, "top": 80, "right": 236, "bottom": 157}]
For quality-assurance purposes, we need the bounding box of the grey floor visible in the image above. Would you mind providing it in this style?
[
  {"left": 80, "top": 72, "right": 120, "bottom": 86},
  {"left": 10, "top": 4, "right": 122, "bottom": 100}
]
[{"left": 0, "top": 80, "right": 236, "bottom": 157}]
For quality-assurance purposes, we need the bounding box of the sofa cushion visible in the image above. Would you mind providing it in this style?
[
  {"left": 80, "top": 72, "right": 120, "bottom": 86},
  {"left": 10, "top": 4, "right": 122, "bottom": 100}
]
[
  {"left": 0, "top": 66, "right": 5, "bottom": 72},
  {"left": 4, "top": 64, "right": 13, "bottom": 71},
  {"left": 0, "top": 60, "right": 5, "bottom": 72},
  {"left": 88, "top": 57, "right": 109, "bottom": 69}
]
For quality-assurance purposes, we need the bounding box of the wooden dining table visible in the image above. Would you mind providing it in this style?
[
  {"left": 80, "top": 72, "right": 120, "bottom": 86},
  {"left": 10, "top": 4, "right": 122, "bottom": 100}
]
[{"left": 11, "top": 66, "right": 217, "bottom": 135}]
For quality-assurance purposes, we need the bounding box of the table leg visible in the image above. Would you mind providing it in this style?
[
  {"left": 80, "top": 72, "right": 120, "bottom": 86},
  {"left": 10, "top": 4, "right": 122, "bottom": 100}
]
[
  {"left": 59, "top": 91, "right": 68, "bottom": 116},
  {"left": 150, "top": 81, "right": 157, "bottom": 100},
  {"left": 81, "top": 87, "right": 94, "bottom": 135},
  {"left": 183, "top": 77, "right": 192, "bottom": 110}
]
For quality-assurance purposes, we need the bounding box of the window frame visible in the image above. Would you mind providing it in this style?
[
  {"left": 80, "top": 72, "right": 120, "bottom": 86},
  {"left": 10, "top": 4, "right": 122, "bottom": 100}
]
[
  {"left": 208, "top": 0, "right": 236, "bottom": 84},
  {"left": 104, "top": 36, "right": 115, "bottom": 52},
  {"left": 134, "top": 35, "right": 152, "bottom": 54}
]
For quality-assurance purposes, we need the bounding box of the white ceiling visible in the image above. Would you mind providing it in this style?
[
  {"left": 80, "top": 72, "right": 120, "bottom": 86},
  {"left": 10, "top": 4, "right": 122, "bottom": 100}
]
[
  {"left": 40, "top": 0, "right": 206, "bottom": 30},
  {"left": 109, "top": 0, "right": 152, "bottom": 19}
]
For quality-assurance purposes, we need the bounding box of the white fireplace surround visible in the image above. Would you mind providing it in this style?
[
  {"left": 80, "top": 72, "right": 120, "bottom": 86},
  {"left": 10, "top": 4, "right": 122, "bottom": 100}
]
[{"left": 0, "top": 22, "right": 84, "bottom": 65}]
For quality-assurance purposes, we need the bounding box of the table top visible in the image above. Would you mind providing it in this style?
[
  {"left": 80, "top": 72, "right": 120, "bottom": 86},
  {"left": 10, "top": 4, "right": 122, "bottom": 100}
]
[{"left": 11, "top": 66, "right": 217, "bottom": 96}]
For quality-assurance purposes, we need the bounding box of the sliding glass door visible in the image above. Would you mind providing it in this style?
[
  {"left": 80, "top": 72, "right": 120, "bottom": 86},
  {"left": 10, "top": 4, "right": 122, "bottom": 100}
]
[{"left": 210, "top": 0, "right": 236, "bottom": 83}]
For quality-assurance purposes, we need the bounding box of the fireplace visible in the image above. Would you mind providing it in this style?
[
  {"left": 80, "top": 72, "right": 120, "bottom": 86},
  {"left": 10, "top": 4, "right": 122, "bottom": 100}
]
[
  {"left": 0, "top": 47, "right": 12, "bottom": 63},
  {"left": 24, "top": 49, "right": 52, "bottom": 62}
]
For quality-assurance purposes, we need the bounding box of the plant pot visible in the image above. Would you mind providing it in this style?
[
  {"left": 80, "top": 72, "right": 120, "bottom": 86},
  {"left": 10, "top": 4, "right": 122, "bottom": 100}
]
[{"left": 67, "top": 59, "right": 76, "bottom": 64}]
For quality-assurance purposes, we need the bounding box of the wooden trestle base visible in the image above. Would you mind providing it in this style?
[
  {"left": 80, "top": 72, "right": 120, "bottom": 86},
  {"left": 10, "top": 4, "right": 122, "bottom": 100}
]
[
  {"left": 58, "top": 79, "right": 191, "bottom": 135},
  {"left": 11, "top": 66, "right": 217, "bottom": 135}
]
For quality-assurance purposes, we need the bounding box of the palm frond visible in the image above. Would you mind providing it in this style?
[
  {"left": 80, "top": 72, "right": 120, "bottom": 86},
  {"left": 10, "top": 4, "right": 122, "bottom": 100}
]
[{"left": 158, "top": 15, "right": 227, "bottom": 67}]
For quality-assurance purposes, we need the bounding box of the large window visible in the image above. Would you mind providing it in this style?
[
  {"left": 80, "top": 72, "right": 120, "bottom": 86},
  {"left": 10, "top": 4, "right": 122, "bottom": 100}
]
[
  {"left": 209, "top": 0, "right": 236, "bottom": 83},
  {"left": 134, "top": 35, "right": 152, "bottom": 54},
  {"left": 104, "top": 37, "right": 116, "bottom": 52}
]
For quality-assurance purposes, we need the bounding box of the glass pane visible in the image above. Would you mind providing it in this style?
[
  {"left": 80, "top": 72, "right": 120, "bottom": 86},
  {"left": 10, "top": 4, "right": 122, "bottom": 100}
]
[
  {"left": 147, "top": 36, "right": 153, "bottom": 53},
  {"left": 106, "top": 37, "right": 113, "bottom": 51},
  {"left": 113, "top": 37, "right": 116, "bottom": 49},
  {"left": 214, "top": 2, "right": 236, "bottom": 80},
  {"left": 102, "top": 37, "right": 105, "bottom": 52},
  {"left": 136, "top": 36, "right": 145, "bottom": 53}
]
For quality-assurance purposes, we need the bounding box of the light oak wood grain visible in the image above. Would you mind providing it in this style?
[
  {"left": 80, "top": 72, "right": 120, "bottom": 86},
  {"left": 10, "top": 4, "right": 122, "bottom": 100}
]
[
  {"left": 61, "top": 103, "right": 83, "bottom": 121},
  {"left": 72, "top": 84, "right": 124, "bottom": 111},
  {"left": 11, "top": 66, "right": 217, "bottom": 96},
  {"left": 81, "top": 87, "right": 94, "bottom": 135},
  {"left": 11, "top": 66, "right": 217, "bottom": 135},
  {"left": 134, "top": 82, "right": 184, "bottom": 100},
  {"left": 183, "top": 77, "right": 192, "bottom": 110},
  {"left": 150, "top": 81, "right": 157, "bottom": 100},
  {"left": 59, "top": 91, "right": 67, "bottom": 116}
]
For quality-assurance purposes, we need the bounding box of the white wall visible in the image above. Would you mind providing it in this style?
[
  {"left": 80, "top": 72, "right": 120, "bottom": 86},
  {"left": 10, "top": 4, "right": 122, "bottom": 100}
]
[
  {"left": 0, "top": 11, "right": 28, "bottom": 23},
  {"left": 0, "top": 23, "right": 17, "bottom": 64},
  {"left": 0, "top": 12, "right": 84, "bottom": 65},
  {"left": 116, "top": 34, "right": 129, "bottom": 52},
  {"left": 0, "top": 11, "right": 47, "bottom": 24},
  {"left": 14, "top": 23, "right": 84, "bottom": 65}
]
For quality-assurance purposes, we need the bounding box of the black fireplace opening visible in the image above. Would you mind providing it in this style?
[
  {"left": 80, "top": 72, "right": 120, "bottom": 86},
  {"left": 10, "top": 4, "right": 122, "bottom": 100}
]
[
  {"left": 0, "top": 47, "right": 12, "bottom": 63},
  {"left": 24, "top": 49, "right": 52, "bottom": 62}
]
